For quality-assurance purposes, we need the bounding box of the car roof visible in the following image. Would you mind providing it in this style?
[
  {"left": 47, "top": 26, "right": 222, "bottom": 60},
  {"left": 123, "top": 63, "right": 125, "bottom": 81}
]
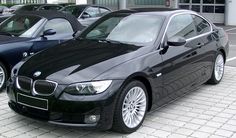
[
  {"left": 15, "top": 10, "right": 84, "bottom": 32},
  {"left": 22, "top": 4, "right": 61, "bottom": 6},
  {"left": 65, "top": 4, "right": 111, "bottom": 10},
  {"left": 112, "top": 8, "right": 192, "bottom": 16}
]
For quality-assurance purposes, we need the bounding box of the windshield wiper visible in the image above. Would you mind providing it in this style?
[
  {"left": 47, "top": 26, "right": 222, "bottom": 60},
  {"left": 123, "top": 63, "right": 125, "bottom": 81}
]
[
  {"left": 98, "top": 39, "right": 122, "bottom": 44},
  {"left": 0, "top": 32, "right": 14, "bottom": 37}
]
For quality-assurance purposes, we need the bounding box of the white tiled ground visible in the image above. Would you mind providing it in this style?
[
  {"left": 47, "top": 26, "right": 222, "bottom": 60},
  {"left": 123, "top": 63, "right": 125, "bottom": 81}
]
[{"left": 0, "top": 66, "right": 236, "bottom": 138}]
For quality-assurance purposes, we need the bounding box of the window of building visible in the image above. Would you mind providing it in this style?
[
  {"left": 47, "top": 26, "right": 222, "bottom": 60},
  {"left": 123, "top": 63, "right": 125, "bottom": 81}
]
[
  {"left": 179, "top": 0, "right": 190, "bottom": 3},
  {"left": 202, "top": 6, "right": 214, "bottom": 13},
  {"left": 192, "top": 5, "right": 200, "bottom": 12},
  {"left": 215, "top": 6, "right": 225, "bottom": 13},
  {"left": 203, "top": 0, "right": 214, "bottom": 3},
  {"left": 192, "top": 0, "right": 200, "bottom": 3}
]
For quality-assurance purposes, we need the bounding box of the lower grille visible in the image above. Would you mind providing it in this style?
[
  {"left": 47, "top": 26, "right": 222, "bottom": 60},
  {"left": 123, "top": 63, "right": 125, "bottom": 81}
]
[
  {"left": 33, "top": 80, "right": 57, "bottom": 96},
  {"left": 16, "top": 76, "right": 32, "bottom": 93}
]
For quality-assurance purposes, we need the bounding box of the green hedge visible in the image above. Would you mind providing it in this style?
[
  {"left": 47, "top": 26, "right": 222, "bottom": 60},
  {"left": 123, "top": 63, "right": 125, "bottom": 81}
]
[{"left": 0, "top": 4, "right": 16, "bottom": 8}]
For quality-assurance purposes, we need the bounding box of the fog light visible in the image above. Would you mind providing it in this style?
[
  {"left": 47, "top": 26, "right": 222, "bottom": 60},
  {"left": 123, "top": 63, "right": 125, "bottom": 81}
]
[
  {"left": 22, "top": 52, "right": 28, "bottom": 58},
  {"left": 84, "top": 115, "right": 100, "bottom": 124}
]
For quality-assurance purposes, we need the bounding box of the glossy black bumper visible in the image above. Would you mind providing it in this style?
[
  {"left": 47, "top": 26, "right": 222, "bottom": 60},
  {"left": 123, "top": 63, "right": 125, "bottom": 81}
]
[{"left": 7, "top": 79, "right": 124, "bottom": 130}]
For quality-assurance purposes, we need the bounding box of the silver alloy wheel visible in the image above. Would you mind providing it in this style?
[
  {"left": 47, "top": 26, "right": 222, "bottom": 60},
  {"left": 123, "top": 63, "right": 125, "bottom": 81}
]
[
  {"left": 0, "top": 66, "right": 5, "bottom": 89},
  {"left": 214, "top": 54, "right": 224, "bottom": 81},
  {"left": 122, "top": 86, "right": 147, "bottom": 128}
]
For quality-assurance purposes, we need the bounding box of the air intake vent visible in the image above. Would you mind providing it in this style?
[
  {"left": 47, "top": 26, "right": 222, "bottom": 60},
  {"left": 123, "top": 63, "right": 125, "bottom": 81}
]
[
  {"left": 33, "top": 80, "right": 57, "bottom": 96},
  {"left": 16, "top": 76, "right": 32, "bottom": 93}
]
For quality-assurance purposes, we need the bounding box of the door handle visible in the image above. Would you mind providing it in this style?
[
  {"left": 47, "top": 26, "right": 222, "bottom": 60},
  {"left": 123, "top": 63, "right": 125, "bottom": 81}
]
[
  {"left": 197, "top": 43, "right": 204, "bottom": 48},
  {"left": 184, "top": 51, "right": 197, "bottom": 59}
]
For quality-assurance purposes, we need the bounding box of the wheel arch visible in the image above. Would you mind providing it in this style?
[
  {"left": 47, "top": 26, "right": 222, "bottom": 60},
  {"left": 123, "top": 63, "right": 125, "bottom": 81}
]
[
  {"left": 218, "top": 48, "right": 226, "bottom": 62},
  {"left": 122, "top": 72, "right": 153, "bottom": 111},
  {"left": 0, "top": 55, "right": 11, "bottom": 76}
]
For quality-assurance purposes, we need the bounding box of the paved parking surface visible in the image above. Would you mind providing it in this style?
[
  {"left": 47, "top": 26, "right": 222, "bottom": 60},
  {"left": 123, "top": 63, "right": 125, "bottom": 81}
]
[
  {"left": 219, "top": 25, "right": 236, "bottom": 67},
  {"left": 0, "top": 66, "right": 236, "bottom": 138}
]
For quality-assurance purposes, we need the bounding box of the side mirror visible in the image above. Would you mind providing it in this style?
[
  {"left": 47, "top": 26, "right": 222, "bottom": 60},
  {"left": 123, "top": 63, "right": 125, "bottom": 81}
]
[
  {"left": 40, "top": 29, "right": 56, "bottom": 39},
  {"left": 81, "top": 13, "right": 90, "bottom": 19},
  {"left": 167, "top": 36, "right": 186, "bottom": 46},
  {"left": 43, "top": 29, "right": 56, "bottom": 36}
]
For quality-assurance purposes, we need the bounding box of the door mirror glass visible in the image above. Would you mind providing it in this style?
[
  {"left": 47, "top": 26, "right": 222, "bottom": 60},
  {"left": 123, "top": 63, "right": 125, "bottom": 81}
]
[
  {"left": 42, "top": 29, "right": 56, "bottom": 37},
  {"left": 167, "top": 36, "right": 186, "bottom": 46}
]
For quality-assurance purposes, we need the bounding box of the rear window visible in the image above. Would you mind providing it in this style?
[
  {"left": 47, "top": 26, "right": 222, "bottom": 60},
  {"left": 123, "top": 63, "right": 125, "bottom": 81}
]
[{"left": 61, "top": 6, "right": 85, "bottom": 18}]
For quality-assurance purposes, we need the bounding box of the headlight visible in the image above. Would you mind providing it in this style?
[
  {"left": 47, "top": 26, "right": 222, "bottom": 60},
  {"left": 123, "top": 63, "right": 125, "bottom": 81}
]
[{"left": 64, "top": 80, "right": 112, "bottom": 95}]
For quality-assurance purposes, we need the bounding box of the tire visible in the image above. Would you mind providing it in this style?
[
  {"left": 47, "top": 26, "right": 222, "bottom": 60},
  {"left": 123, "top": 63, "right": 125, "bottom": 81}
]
[
  {"left": 112, "top": 80, "right": 148, "bottom": 133},
  {"left": 207, "top": 52, "right": 225, "bottom": 84},
  {"left": 0, "top": 62, "right": 7, "bottom": 91}
]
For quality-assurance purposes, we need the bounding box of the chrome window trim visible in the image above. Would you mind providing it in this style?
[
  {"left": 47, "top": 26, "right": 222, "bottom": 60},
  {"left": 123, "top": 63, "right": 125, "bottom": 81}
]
[
  {"left": 32, "top": 80, "right": 58, "bottom": 96},
  {"left": 16, "top": 76, "right": 33, "bottom": 93},
  {"left": 160, "top": 11, "right": 213, "bottom": 47},
  {"left": 17, "top": 93, "right": 48, "bottom": 111}
]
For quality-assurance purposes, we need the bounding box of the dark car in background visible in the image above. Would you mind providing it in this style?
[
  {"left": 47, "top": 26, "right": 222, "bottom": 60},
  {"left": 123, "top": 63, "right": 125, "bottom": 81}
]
[
  {"left": 58, "top": 3, "right": 75, "bottom": 7},
  {"left": 7, "top": 8, "right": 229, "bottom": 133},
  {"left": 61, "top": 5, "right": 111, "bottom": 27},
  {"left": 17, "top": 4, "right": 63, "bottom": 12},
  {"left": 0, "top": 4, "right": 63, "bottom": 23},
  {"left": 0, "top": 11, "right": 83, "bottom": 90}
]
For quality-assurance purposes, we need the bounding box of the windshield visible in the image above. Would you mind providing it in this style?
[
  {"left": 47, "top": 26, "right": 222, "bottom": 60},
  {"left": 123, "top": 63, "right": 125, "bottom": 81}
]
[
  {"left": 80, "top": 14, "right": 165, "bottom": 45},
  {"left": 0, "top": 15, "right": 43, "bottom": 37},
  {"left": 61, "top": 6, "right": 85, "bottom": 18}
]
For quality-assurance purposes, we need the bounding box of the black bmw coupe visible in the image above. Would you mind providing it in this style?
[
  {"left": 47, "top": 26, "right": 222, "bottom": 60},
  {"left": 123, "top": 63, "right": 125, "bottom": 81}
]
[{"left": 7, "top": 8, "right": 229, "bottom": 133}]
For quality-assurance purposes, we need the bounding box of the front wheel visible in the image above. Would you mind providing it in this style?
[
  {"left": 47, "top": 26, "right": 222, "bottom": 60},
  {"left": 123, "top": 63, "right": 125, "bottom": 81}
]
[
  {"left": 112, "top": 81, "right": 148, "bottom": 133},
  {"left": 207, "top": 52, "right": 225, "bottom": 84}
]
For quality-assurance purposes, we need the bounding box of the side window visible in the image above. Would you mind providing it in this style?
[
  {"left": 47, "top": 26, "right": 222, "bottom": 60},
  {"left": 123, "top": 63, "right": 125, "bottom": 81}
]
[
  {"left": 48, "top": 6, "right": 62, "bottom": 10},
  {"left": 167, "top": 14, "right": 197, "bottom": 39},
  {"left": 83, "top": 7, "right": 100, "bottom": 18},
  {"left": 40, "top": 6, "right": 62, "bottom": 11},
  {"left": 192, "top": 15, "right": 211, "bottom": 35},
  {"left": 44, "top": 18, "right": 73, "bottom": 34},
  {"left": 99, "top": 8, "right": 110, "bottom": 16}
]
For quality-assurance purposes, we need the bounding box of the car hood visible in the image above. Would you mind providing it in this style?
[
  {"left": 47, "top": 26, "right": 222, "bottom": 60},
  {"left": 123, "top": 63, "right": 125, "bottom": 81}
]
[
  {"left": 0, "top": 35, "right": 31, "bottom": 44},
  {"left": 18, "top": 39, "right": 147, "bottom": 84}
]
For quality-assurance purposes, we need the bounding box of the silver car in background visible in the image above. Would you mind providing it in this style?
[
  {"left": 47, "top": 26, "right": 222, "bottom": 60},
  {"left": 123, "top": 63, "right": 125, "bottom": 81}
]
[{"left": 61, "top": 4, "right": 111, "bottom": 27}]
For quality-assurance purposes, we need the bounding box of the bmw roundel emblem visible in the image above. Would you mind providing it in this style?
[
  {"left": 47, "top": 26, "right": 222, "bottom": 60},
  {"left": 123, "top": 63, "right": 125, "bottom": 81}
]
[{"left": 33, "top": 71, "right": 41, "bottom": 77}]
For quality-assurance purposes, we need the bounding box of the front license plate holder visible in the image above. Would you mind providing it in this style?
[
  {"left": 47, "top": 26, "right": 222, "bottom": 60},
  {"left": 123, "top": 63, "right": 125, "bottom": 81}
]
[{"left": 17, "top": 93, "right": 48, "bottom": 111}]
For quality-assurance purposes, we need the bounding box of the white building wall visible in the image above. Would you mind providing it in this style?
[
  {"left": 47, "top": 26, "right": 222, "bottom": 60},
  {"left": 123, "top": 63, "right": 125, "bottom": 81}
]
[
  {"left": 225, "top": 0, "right": 236, "bottom": 25},
  {"left": 76, "top": 0, "right": 87, "bottom": 4}
]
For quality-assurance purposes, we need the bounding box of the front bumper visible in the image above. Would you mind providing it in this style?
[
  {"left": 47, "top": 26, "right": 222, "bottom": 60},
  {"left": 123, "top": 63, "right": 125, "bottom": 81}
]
[{"left": 7, "top": 79, "right": 124, "bottom": 130}]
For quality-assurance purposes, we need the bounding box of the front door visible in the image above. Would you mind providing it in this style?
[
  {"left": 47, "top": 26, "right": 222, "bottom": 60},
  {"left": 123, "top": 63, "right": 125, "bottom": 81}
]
[{"left": 160, "top": 14, "right": 205, "bottom": 99}]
